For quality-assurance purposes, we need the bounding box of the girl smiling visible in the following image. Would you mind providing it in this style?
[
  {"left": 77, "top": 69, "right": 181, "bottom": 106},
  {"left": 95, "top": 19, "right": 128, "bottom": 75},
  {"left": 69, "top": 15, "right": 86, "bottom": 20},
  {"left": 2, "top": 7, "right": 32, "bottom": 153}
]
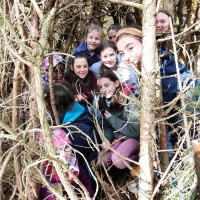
[
  {"left": 90, "top": 40, "right": 139, "bottom": 92},
  {"left": 65, "top": 52, "right": 98, "bottom": 105}
]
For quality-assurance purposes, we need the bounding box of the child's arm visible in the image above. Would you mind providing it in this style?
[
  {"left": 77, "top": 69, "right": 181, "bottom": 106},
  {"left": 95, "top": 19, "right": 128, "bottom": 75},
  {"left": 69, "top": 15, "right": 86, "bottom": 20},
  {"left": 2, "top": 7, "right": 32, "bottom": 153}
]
[
  {"left": 102, "top": 117, "right": 115, "bottom": 143},
  {"left": 75, "top": 94, "right": 87, "bottom": 102},
  {"left": 105, "top": 103, "right": 140, "bottom": 139}
]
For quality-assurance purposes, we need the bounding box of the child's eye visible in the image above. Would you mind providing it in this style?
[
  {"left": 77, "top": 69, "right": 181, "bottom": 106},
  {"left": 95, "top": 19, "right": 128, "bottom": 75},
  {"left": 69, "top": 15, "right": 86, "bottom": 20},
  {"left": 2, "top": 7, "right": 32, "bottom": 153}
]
[
  {"left": 75, "top": 65, "right": 81, "bottom": 69},
  {"left": 129, "top": 47, "right": 134, "bottom": 51},
  {"left": 119, "top": 53, "right": 124, "bottom": 57},
  {"left": 53, "top": 71, "right": 60, "bottom": 74}
]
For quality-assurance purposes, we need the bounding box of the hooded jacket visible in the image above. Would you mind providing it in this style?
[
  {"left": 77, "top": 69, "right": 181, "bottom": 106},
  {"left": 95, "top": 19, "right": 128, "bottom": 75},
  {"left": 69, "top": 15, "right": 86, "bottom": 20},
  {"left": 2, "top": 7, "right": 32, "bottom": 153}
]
[
  {"left": 98, "top": 84, "right": 140, "bottom": 143},
  {"left": 65, "top": 70, "right": 98, "bottom": 105},
  {"left": 60, "top": 102, "right": 99, "bottom": 164},
  {"left": 159, "top": 48, "right": 192, "bottom": 104},
  {"left": 158, "top": 47, "right": 195, "bottom": 127}
]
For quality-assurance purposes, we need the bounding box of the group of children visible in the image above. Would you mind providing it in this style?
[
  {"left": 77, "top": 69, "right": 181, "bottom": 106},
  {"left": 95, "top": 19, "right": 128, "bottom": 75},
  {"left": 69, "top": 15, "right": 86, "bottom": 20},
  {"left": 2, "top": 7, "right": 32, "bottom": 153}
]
[{"left": 39, "top": 9, "right": 195, "bottom": 199}]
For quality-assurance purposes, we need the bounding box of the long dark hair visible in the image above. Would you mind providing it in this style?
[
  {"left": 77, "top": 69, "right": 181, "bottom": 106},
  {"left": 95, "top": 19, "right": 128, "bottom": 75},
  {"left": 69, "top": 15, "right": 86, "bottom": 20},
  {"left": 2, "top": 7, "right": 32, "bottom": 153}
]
[
  {"left": 157, "top": 9, "right": 173, "bottom": 26},
  {"left": 97, "top": 69, "right": 124, "bottom": 112},
  {"left": 157, "top": 9, "right": 173, "bottom": 50},
  {"left": 98, "top": 40, "right": 118, "bottom": 73},
  {"left": 107, "top": 24, "right": 122, "bottom": 33},
  {"left": 99, "top": 39, "right": 117, "bottom": 54},
  {"left": 44, "top": 83, "right": 75, "bottom": 117},
  {"left": 65, "top": 52, "right": 90, "bottom": 94}
]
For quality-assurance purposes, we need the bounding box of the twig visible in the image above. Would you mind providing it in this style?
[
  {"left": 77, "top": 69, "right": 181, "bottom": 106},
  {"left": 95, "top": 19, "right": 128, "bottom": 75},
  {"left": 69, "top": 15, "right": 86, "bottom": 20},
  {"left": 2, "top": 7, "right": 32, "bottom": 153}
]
[
  {"left": 30, "top": 0, "right": 44, "bottom": 20},
  {"left": 157, "top": 19, "right": 200, "bottom": 43},
  {"left": 106, "top": 0, "right": 143, "bottom": 10},
  {"left": 102, "top": 163, "right": 120, "bottom": 199},
  {"left": 47, "top": 2, "right": 60, "bottom": 125},
  {"left": 93, "top": 168, "right": 114, "bottom": 200},
  {"left": 151, "top": 121, "right": 192, "bottom": 199},
  {"left": 0, "top": 141, "right": 24, "bottom": 181},
  {"left": 169, "top": 17, "right": 190, "bottom": 148}
]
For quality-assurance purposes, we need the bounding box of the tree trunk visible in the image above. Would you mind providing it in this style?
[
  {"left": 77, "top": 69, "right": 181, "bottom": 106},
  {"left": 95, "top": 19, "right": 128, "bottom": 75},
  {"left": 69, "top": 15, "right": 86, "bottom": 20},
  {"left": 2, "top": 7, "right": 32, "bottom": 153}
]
[
  {"left": 0, "top": 138, "right": 3, "bottom": 200},
  {"left": 139, "top": 0, "right": 157, "bottom": 199},
  {"left": 25, "top": 4, "right": 40, "bottom": 200},
  {"left": 192, "top": 140, "right": 200, "bottom": 199},
  {"left": 12, "top": 62, "right": 24, "bottom": 199},
  {"left": 12, "top": 1, "right": 25, "bottom": 193}
]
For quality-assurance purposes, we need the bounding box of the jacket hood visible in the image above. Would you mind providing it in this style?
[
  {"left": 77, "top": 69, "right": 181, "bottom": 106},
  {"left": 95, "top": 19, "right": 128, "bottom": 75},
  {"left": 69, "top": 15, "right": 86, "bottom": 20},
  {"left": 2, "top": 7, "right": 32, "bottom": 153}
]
[{"left": 61, "top": 102, "right": 85, "bottom": 124}]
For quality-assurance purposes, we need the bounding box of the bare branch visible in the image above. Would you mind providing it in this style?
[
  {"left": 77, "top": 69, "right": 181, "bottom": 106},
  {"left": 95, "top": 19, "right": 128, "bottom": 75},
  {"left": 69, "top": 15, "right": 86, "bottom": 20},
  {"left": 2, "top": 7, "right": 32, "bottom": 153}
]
[
  {"left": 105, "top": 0, "right": 143, "bottom": 10},
  {"left": 30, "top": 0, "right": 44, "bottom": 21}
]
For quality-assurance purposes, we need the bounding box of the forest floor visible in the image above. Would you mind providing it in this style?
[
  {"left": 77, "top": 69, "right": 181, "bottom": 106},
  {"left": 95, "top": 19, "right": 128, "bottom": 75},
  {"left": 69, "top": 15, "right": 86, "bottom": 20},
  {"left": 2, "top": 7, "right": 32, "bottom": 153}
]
[{"left": 95, "top": 166, "right": 138, "bottom": 200}]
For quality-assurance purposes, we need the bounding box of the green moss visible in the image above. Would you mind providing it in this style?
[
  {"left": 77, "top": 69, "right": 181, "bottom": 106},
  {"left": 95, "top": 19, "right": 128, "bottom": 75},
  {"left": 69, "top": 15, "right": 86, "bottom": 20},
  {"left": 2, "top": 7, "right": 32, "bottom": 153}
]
[{"left": 187, "top": 84, "right": 200, "bottom": 99}]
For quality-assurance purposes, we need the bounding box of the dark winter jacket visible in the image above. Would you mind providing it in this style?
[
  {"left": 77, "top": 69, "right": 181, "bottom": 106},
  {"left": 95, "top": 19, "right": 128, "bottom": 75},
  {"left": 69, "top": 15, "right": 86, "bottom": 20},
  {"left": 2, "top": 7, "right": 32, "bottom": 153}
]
[
  {"left": 98, "top": 85, "right": 140, "bottom": 143},
  {"left": 60, "top": 102, "right": 99, "bottom": 164},
  {"left": 159, "top": 47, "right": 192, "bottom": 104},
  {"left": 73, "top": 41, "right": 100, "bottom": 67},
  {"left": 65, "top": 70, "right": 98, "bottom": 105},
  {"left": 158, "top": 47, "right": 196, "bottom": 128}
]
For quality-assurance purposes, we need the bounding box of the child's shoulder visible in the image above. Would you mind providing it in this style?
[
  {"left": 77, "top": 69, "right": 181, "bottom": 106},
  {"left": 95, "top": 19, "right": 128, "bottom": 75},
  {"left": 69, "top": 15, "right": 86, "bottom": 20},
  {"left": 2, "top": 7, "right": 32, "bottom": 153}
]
[
  {"left": 90, "top": 61, "right": 102, "bottom": 76},
  {"left": 74, "top": 40, "right": 87, "bottom": 53},
  {"left": 123, "top": 84, "right": 134, "bottom": 96}
]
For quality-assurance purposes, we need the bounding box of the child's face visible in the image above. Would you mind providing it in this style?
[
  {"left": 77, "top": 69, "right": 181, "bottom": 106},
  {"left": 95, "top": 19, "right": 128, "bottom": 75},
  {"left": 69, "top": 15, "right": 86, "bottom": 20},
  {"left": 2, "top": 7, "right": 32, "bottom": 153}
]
[
  {"left": 53, "top": 63, "right": 65, "bottom": 82},
  {"left": 100, "top": 47, "right": 117, "bottom": 69},
  {"left": 156, "top": 12, "right": 170, "bottom": 36},
  {"left": 57, "top": 145, "right": 72, "bottom": 164},
  {"left": 108, "top": 29, "right": 118, "bottom": 45},
  {"left": 71, "top": 57, "right": 89, "bottom": 79},
  {"left": 97, "top": 77, "right": 119, "bottom": 98},
  {"left": 85, "top": 30, "right": 102, "bottom": 52},
  {"left": 117, "top": 35, "right": 142, "bottom": 68}
]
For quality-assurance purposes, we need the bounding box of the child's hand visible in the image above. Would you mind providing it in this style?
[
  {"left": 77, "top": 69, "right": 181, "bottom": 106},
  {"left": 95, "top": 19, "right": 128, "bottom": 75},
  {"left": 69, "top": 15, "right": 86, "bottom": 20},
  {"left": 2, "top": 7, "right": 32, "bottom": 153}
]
[
  {"left": 101, "top": 141, "right": 110, "bottom": 150},
  {"left": 75, "top": 94, "right": 87, "bottom": 102},
  {"left": 104, "top": 110, "right": 111, "bottom": 119}
]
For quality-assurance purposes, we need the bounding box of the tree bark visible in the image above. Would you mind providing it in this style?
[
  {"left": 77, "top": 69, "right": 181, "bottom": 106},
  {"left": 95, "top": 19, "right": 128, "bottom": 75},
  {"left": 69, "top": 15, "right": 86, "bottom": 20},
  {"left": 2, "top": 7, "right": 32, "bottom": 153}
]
[
  {"left": 26, "top": 3, "right": 41, "bottom": 200},
  {"left": 139, "top": 0, "right": 157, "bottom": 199},
  {"left": 192, "top": 140, "right": 200, "bottom": 199},
  {"left": 0, "top": 138, "right": 3, "bottom": 200},
  {"left": 12, "top": 2, "right": 27, "bottom": 198},
  {"left": 12, "top": 57, "right": 24, "bottom": 199}
]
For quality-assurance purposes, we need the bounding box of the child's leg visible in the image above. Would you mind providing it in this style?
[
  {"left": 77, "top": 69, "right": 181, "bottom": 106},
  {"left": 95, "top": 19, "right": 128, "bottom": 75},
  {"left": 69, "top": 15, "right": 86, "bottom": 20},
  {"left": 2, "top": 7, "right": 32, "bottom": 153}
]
[
  {"left": 111, "top": 139, "right": 139, "bottom": 169},
  {"left": 75, "top": 163, "right": 94, "bottom": 198},
  {"left": 98, "top": 141, "right": 122, "bottom": 167},
  {"left": 39, "top": 182, "right": 58, "bottom": 200}
]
